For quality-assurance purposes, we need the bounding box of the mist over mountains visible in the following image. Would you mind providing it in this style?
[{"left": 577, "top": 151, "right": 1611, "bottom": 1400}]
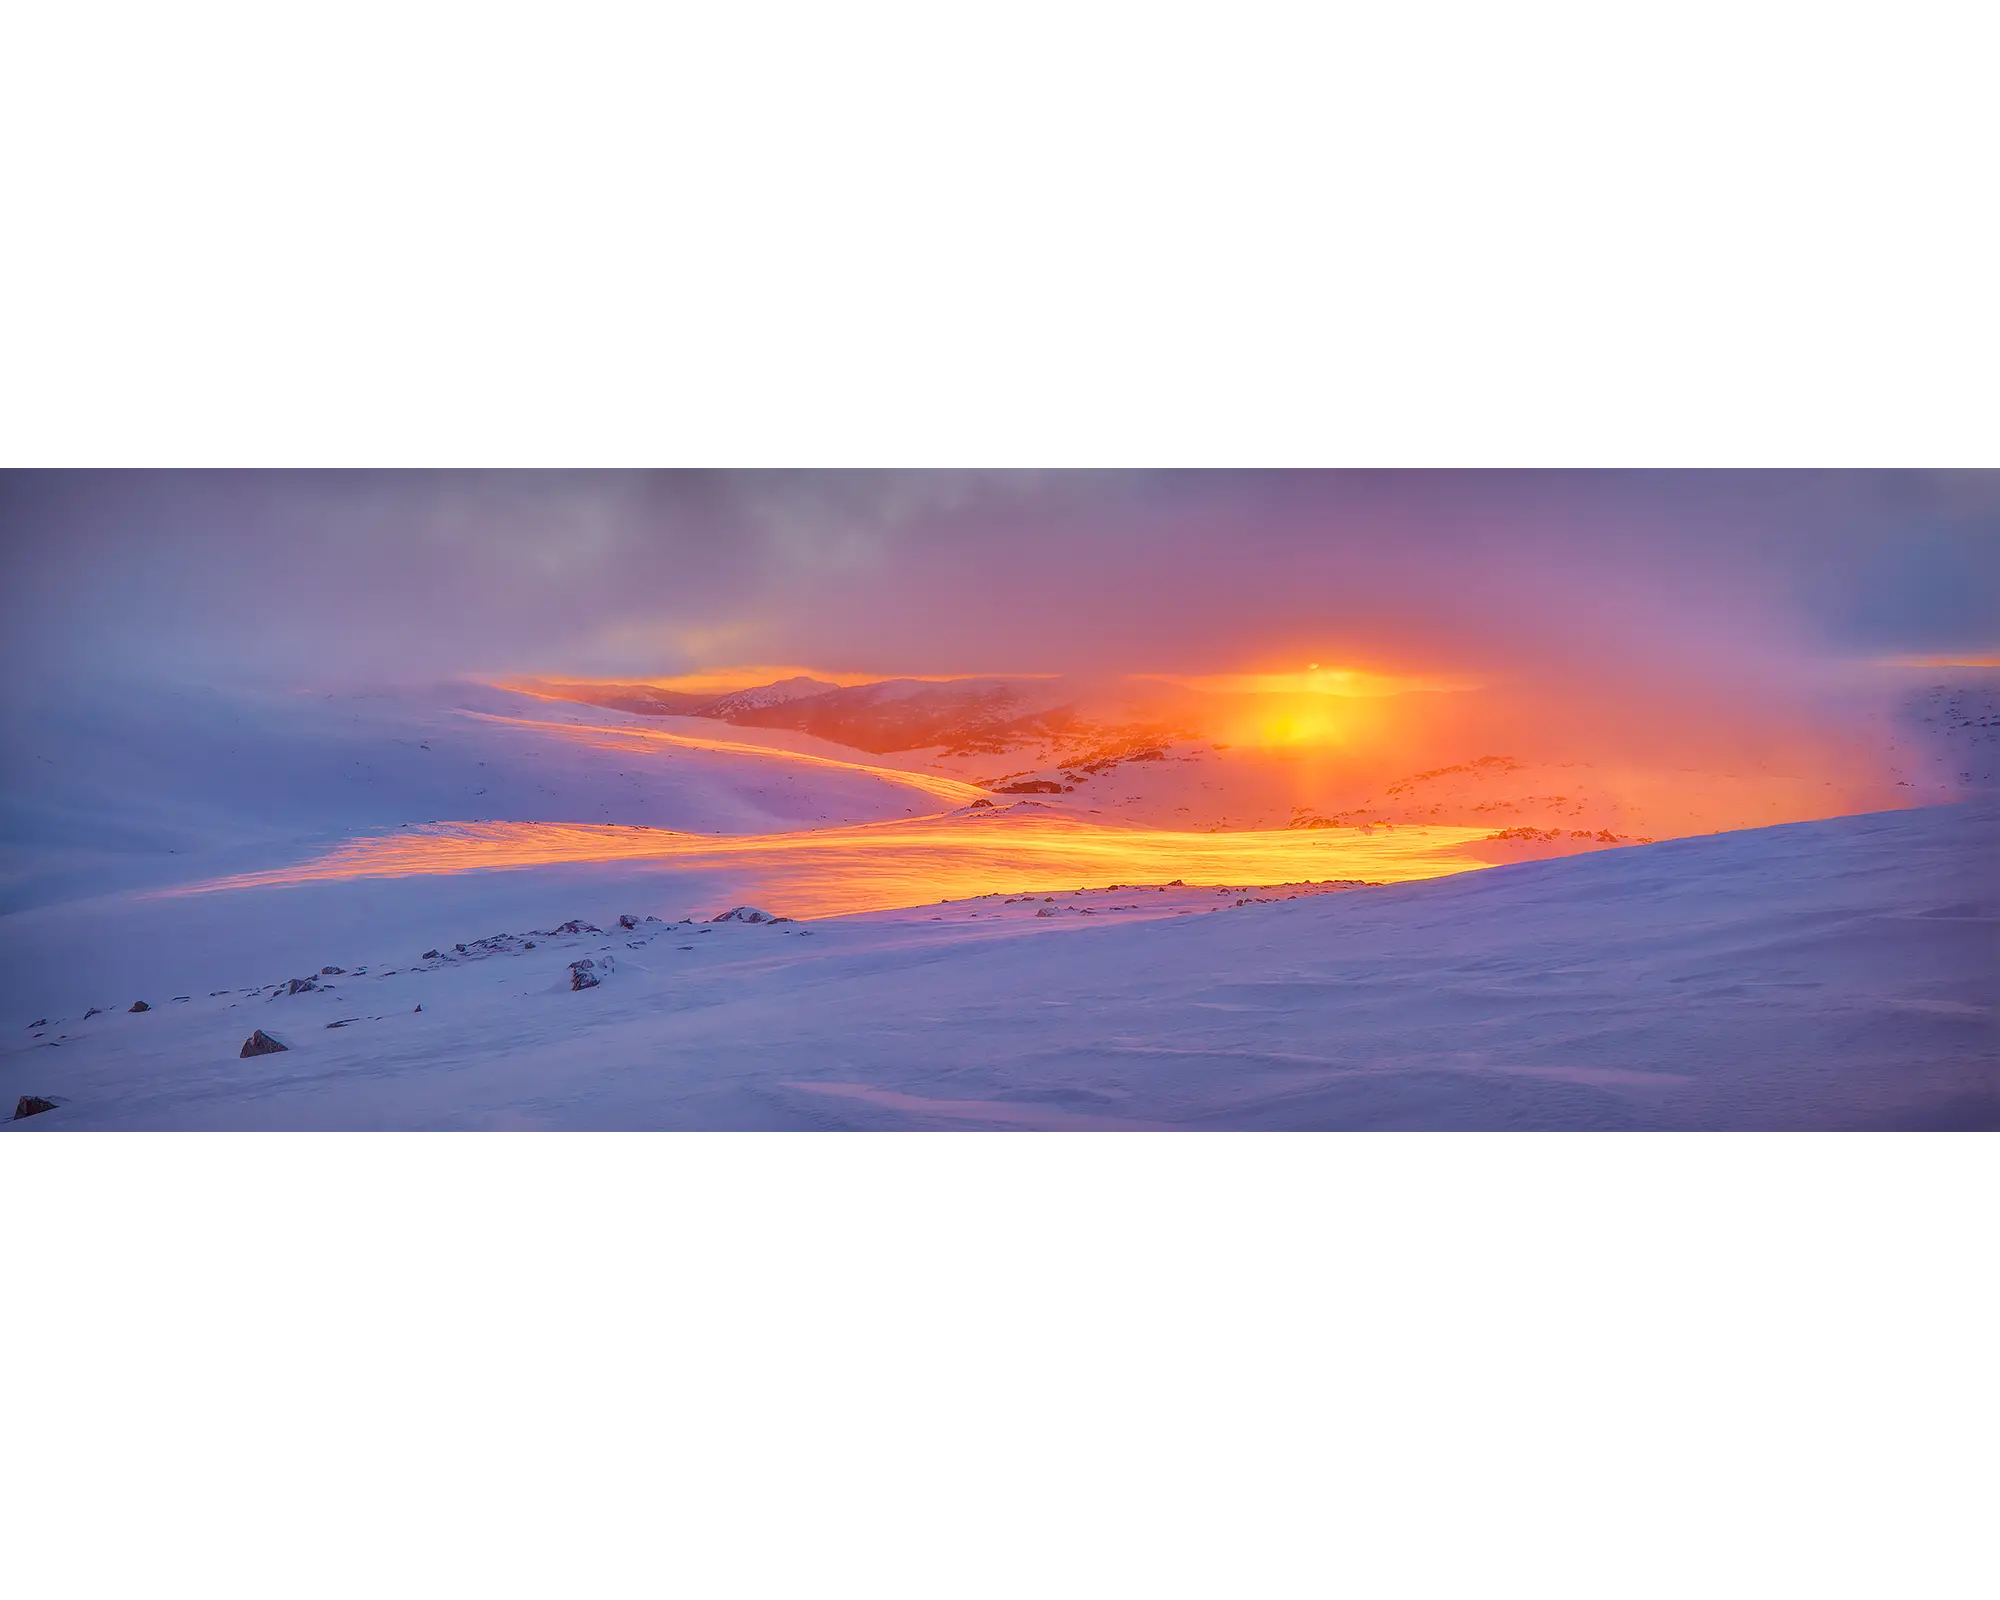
[{"left": 516, "top": 674, "right": 1090, "bottom": 755}]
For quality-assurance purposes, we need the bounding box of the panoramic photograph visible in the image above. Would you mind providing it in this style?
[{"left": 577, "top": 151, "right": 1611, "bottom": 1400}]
[
  {"left": 3, "top": 469, "right": 1993, "bottom": 1131},
  {"left": 7, "top": 10, "right": 1994, "bottom": 1596}
]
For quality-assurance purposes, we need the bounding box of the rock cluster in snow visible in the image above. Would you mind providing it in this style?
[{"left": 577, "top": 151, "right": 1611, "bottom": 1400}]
[{"left": 710, "top": 906, "right": 790, "bottom": 924}]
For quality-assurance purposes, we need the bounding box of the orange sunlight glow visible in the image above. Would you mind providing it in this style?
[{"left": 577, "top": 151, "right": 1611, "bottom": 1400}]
[
  {"left": 499, "top": 665, "right": 875, "bottom": 695},
  {"left": 1251, "top": 700, "right": 1349, "bottom": 749},
  {"left": 1870, "top": 653, "right": 2000, "bottom": 670},
  {"left": 155, "top": 814, "right": 1498, "bottom": 917},
  {"left": 1147, "top": 666, "right": 1481, "bottom": 698},
  {"left": 497, "top": 666, "right": 1060, "bottom": 696}
]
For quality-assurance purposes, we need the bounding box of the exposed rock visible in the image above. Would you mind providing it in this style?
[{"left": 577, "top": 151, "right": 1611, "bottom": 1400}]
[
  {"left": 995, "top": 780, "right": 1064, "bottom": 794},
  {"left": 711, "top": 906, "right": 781, "bottom": 924},
  {"left": 451, "top": 933, "right": 529, "bottom": 960},
  {"left": 619, "top": 914, "right": 640, "bottom": 929},
  {"left": 966, "top": 799, "right": 994, "bottom": 809},
  {"left": 28, "top": 1018, "right": 47, "bottom": 1029},
  {"left": 240, "top": 1029, "right": 289, "bottom": 1058},
  {"left": 129, "top": 1001, "right": 150, "bottom": 1013},
  {"left": 84, "top": 1007, "right": 102, "bottom": 1019},
  {"left": 13, "top": 1095, "right": 57, "bottom": 1121},
  {"left": 283, "top": 977, "right": 319, "bottom": 995},
  {"left": 539, "top": 920, "right": 603, "bottom": 937},
  {"left": 320, "top": 966, "right": 345, "bottom": 976},
  {"left": 569, "top": 958, "right": 601, "bottom": 991},
  {"left": 422, "top": 949, "right": 441, "bottom": 960}
]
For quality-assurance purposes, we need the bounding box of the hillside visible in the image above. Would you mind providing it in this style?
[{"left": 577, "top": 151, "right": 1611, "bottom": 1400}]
[{"left": 7, "top": 803, "right": 1991, "bottom": 1131}]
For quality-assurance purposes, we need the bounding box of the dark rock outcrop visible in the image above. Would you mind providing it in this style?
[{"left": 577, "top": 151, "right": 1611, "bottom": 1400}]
[
  {"left": 569, "top": 959, "right": 601, "bottom": 991},
  {"left": 619, "top": 914, "right": 639, "bottom": 929},
  {"left": 240, "top": 1029, "right": 289, "bottom": 1058},
  {"left": 320, "top": 966, "right": 345, "bottom": 976},
  {"left": 283, "top": 977, "right": 318, "bottom": 995},
  {"left": 129, "top": 1001, "right": 150, "bottom": 1013},
  {"left": 711, "top": 906, "right": 782, "bottom": 924},
  {"left": 13, "top": 1095, "right": 57, "bottom": 1121}
]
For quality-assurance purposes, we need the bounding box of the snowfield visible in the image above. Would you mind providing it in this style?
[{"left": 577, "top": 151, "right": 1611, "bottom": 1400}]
[{"left": 7, "top": 803, "right": 1993, "bottom": 1131}]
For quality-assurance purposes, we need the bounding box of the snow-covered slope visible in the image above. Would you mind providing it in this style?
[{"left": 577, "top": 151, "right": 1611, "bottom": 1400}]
[{"left": 7, "top": 803, "right": 1991, "bottom": 1131}]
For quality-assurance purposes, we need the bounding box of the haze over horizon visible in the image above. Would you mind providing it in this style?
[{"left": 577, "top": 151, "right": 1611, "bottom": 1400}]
[{"left": 4, "top": 471, "right": 1994, "bottom": 701}]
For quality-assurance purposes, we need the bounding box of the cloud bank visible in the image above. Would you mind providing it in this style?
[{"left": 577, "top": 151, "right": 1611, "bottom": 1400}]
[{"left": 1, "top": 470, "right": 1992, "bottom": 702}]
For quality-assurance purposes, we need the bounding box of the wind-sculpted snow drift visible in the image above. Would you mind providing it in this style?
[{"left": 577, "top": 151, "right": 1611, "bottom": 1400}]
[{"left": 5, "top": 804, "right": 1993, "bottom": 1131}]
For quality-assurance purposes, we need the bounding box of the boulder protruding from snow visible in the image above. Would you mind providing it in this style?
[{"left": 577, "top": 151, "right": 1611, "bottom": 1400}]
[
  {"left": 241, "top": 1030, "right": 289, "bottom": 1058},
  {"left": 538, "top": 920, "right": 603, "bottom": 937},
  {"left": 13, "top": 1095, "right": 57, "bottom": 1121},
  {"left": 618, "top": 914, "right": 640, "bottom": 930},
  {"left": 283, "top": 977, "right": 319, "bottom": 995},
  {"left": 711, "top": 906, "right": 786, "bottom": 924},
  {"left": 569, "top": 955, "right": 613, "bottom": 991},
  {"left": 129, "top": 1001, "right": 150, "bottom": 1013},
  {"left": 320, "top": 966, "right": 345, "bottom": 976}
]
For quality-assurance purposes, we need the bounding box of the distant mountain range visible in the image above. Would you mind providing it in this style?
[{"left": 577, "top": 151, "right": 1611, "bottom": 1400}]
[{"left": 516, "top": 675, "right": 1085, "bottom": 755}]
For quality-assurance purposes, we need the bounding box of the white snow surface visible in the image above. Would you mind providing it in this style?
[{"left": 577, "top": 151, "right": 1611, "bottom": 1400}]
[{"left": 6, "top": 803, "right": 1993, "bottom": 1130}]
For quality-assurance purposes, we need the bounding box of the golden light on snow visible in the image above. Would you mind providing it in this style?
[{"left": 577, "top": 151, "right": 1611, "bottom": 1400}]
[{"left": 157, "top": 813, "right": 1499, "bottom": 918}]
